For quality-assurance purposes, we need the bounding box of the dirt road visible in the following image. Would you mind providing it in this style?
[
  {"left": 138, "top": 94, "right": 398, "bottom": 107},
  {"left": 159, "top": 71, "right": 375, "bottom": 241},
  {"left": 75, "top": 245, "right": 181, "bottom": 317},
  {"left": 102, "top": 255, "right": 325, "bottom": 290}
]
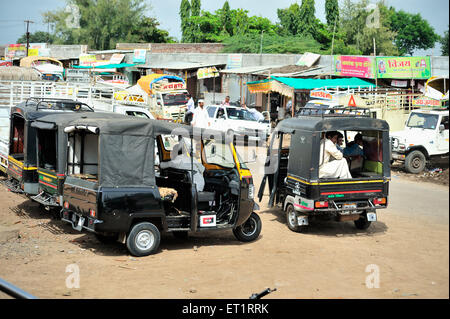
[{"left": 0, "top": 167, "right": 448, "bottom": 299}]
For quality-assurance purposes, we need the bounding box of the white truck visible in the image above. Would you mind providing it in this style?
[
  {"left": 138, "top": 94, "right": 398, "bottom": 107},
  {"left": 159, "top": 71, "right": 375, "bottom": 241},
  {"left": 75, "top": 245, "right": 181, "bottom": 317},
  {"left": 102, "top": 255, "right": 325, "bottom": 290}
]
[{"left": 390, "top": 108, "right": 449, "bottom": 173}]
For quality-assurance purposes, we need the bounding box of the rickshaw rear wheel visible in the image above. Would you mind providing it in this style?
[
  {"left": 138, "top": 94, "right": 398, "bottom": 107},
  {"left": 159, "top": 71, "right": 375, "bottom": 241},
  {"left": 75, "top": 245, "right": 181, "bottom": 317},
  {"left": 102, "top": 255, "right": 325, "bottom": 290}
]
[
  {"left": 233, "top": 212, "right": 262, "bottom": 242},
  {"left": 354, "top": 213, "right": 372, "bottom": 230},
  {"left": 286, "top": 204, "right": 307, "bottom": 233},
  {"left": 126, "top": 222, "right": 161, "bottom": 257}
]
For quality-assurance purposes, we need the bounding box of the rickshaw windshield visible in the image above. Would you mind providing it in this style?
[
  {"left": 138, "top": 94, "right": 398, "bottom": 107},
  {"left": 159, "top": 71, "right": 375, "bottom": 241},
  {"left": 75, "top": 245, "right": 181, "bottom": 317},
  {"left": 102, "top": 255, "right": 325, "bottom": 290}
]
[{"left": 203, "top": 139, "right": 235, "bottom": 169}]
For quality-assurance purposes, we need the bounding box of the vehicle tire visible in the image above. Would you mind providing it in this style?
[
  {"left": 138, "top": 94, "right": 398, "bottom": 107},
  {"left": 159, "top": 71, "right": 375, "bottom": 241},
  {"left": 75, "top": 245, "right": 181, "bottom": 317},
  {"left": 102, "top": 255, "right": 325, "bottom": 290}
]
[
  {"left": 126, "top": 222, "right": 161, "bottom": 257},
  {"left": 233, "top": 212, "right": 262, "bottom": 242},
  {"left": 285, "top": 204, "right": 307, "bottom": 233},
  {"left": 354, "top": 214, "right": 371, "bottom": 230},
  {"left": 95, "top": 233, "right": 119, "bottom": 244},
  {"left": 404, "top": 150, "right": 426, "bottom": 174},
  {"left": 172, "top": 231, "right": 188, "bottom": 239}
]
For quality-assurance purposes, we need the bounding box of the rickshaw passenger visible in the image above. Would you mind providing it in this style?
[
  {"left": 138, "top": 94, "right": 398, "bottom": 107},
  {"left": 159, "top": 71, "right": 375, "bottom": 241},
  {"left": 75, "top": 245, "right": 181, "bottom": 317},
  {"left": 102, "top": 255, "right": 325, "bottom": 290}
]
[
  {"left": 343, "top": 133, "right": 364, "bottom": 157},
  {"left": 160, "top": 143, "right": 206, "bottom": 191},
  {"left": 319, "top": 131, "right": 352, "bottom": 179}
]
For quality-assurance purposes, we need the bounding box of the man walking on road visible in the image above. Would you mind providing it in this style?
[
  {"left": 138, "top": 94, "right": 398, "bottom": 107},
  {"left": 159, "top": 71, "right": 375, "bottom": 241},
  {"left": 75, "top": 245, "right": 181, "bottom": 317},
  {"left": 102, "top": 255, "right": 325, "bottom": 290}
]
[{"left": 192, "top": 99, "right": 209, "bottom": 129}]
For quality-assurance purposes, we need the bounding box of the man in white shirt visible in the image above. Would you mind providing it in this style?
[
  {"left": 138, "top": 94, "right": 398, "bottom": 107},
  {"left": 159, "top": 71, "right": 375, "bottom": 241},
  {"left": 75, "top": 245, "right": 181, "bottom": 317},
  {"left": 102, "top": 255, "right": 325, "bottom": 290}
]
[
  {"left": 319, "top": 131, "right": 352, "bottom": 179},
  {"left": 242, "top": 104, "right": 264, "bottom": 121},
  {"left": 191, "top": 99, "right": 209, "bottom": 129},
  {"left": 221, "top": 96, "right": 231, "bottom": 106},
  {"left": 184, "top": 94, "right": 195, "bottom": 124}
]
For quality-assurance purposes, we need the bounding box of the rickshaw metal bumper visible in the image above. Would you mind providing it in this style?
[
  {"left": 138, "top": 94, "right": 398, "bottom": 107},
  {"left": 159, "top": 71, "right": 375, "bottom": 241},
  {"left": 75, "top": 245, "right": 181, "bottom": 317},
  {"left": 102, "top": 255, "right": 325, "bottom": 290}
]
[{"left": 61, "top": 210, "right": 102, "bottom": 233}]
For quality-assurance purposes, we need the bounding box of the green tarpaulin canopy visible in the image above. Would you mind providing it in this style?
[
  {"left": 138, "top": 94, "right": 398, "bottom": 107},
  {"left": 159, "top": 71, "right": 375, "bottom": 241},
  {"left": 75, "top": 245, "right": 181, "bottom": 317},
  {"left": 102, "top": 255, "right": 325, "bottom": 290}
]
[{"left": 270, "top": 76, "right": 375, "bottom": 90}]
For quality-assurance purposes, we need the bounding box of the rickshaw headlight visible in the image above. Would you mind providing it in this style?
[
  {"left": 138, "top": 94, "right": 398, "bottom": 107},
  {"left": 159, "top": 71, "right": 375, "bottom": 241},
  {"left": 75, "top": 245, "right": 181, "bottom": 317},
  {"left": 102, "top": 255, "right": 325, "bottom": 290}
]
[{"left": 248, "top": 184, "right": 255, "bottom": 199}]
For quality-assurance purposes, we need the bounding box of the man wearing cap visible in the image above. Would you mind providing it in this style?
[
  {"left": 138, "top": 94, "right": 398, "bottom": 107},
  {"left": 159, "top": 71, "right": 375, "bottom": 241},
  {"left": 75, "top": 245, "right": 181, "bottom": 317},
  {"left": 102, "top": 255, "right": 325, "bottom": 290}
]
[{"left": 192, "top": 99, "right": 209, "bottom": 129}]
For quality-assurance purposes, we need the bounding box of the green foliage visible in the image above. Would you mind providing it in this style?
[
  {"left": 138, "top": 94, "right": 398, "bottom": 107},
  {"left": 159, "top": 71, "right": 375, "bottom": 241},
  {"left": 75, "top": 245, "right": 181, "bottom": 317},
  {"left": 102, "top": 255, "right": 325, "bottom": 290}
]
[
  {"left": 389, "top": 8, "right": 439, "bottom": 56},
  {"left": 339, "top": 0, "right": 398, "bottom": 56},
  {"left": 298, "top": 0, "right": 316, "bottom": 37},
  {"left": 17, "top": 31, "right": 53, "bottom": 44},
  {"left": 277, "top": 3, "right": 301, "bottom": 35},
  {"left": 440, "top": 27, "right": 449, "bottom": 56},
  {"left": 220, "top": 1, "right": 233, "bottom": 36},
  {"left": 43, "top": 0, "right": 172, "bottom": 50},
  {"left": 325, "top": 0, "right": 339, "bottom": 28},
  {"left": 180, "top": 0, "right": 192, "bottom": 42},
  {"left": 221, "top": 34, "right": 326, "bottom": 54}
]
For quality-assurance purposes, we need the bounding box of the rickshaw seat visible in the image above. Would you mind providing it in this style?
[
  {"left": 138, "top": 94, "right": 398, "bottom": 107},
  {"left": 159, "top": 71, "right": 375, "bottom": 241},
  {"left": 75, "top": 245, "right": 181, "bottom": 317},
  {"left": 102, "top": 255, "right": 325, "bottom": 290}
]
[{"left": 198, "top": 191, "right": 215, "bottom": 202}]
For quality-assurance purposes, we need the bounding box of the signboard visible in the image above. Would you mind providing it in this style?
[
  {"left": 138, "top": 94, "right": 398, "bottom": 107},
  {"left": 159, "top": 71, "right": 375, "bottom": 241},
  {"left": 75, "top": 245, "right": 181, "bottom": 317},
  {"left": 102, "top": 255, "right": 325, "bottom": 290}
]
[
  {"left": 110, "top": 54, "right": 125, "bottom": 64},
  {"left": 197, "top": 66, "right": 219, "bottom": 80},
  {"left": 296, "top": 52, "right": 321, "bottom": 67},
  {"left": 79, "top": 54, "right": 97, "bottom": 66},
  {"left": 376, "top": 56, "right": 431, "bottom": 79},
  {"left": 133, "top": 49, "right": 146, "bottom": 63},
  {"left": 160, "top": 82, "right": 186, "bottom": 91},
  {"left": 5, "top": 44, "right": 26, "bottom": 58},
  {"left": 28, "top": 48, "right": 39, "bottom": 57},
  {"left": 333, "top": 56, "right": 375, "bottom": 79},
  {"left": 310, "top": 90, "right": 333, "bottom": 100},
  {"left": 0, "top": 60, "right": 12, "bottom": 67},
  {"left": 412, "top": 96, "right": 442, "bottom": 107},
  {"left": 226, "top": 54, "right": 243, "bottom": 69}
]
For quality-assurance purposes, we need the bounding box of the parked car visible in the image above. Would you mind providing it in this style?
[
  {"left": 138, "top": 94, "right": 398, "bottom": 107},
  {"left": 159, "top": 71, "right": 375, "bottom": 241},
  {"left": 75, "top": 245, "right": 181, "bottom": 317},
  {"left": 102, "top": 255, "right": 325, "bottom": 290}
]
[
  {"left": 205, "top": 105, "right": 270, "bottom": 142},
  {"left": 390, "top": 108, "right": 449, "bottom": 173}
]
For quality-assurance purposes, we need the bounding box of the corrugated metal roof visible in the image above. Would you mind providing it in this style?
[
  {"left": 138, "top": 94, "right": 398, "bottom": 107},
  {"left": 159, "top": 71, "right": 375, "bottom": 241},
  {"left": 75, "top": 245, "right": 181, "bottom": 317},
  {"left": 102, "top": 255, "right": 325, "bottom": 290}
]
[
  {"left": 137, "top": 61, "right": 226, "bottom": 70},
  {"left": 220, "top": 65, "right": 284, "bottom": 74}
]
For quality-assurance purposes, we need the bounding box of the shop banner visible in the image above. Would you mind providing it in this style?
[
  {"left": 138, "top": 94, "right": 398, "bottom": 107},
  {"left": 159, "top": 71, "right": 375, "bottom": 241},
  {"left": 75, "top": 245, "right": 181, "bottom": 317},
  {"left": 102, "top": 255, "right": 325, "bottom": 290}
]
[
  {"left": 197, "top": 66, "right": 219, "bottom": 79},
  {"left": 226, "top": 54, "right": 243, "bottom": 69},
  {"left": 5, "top": 44, "right": 26, "bottom": 58},
  {"left": 79, "top": 54, "right": 97, "bottom": 66},
  {"left": 333, "top": 56, "right": 375, "bottom": 79},
  {"left": 376, "top": 56, "right": 431, "bottom": 79},
  {"left": 133, "top": 49, "right": 146, "bottom": 63}
]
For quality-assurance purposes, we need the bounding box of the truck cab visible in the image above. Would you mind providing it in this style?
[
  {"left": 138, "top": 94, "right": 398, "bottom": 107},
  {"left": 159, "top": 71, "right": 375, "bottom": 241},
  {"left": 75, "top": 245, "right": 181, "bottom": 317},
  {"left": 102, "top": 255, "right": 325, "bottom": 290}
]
[{"left": 391, "top": 109, "right": 449, "bottom": 173}]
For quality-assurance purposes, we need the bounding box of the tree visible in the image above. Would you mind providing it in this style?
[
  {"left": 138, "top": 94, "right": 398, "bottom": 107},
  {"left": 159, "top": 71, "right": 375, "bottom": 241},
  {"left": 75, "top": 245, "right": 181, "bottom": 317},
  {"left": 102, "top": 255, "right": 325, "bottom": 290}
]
[
  {"left": 298, "top": 0, "right": 316, "bottom": 37},
  {"left": 440, "top": 27, "right": 449, "bottom": 56},
  {"left": 389, "top": 8, "right": 439, "bottom": 56},
  {"left": 180, "top": 0, "right": 191, "bottom": 42},
  {"left": 17, "top": 31, "right": 53, "bottom": 44},
  {"left": 220, "top": 1, "right": 233, "bottom": 36},
  {"left": 43, "top": 0, "right": 171, "bottom": 50},
  {"left": 190, "top": 0, "right": 201, "bottom": 42},
  {"left": 325, "top": 0, "right": 339, "bottom": 28},
  {"left": 277, "top": 3, "right": 301, "bottom": 36}
]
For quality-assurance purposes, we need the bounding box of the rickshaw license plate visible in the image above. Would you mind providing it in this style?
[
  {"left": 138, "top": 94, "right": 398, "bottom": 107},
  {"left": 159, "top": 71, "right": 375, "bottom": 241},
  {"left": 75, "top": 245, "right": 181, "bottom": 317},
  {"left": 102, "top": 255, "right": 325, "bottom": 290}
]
[
  {"left": 367, "top": 212, "right": 377, "bottom": 221},
  {"left": 343, "top": 203, "right": 357, "bottom": 209}
]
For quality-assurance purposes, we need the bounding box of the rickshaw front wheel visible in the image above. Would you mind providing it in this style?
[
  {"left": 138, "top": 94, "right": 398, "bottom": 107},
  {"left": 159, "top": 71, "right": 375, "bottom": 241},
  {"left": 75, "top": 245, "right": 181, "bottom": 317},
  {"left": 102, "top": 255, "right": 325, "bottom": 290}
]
[
  {"left": 233, "top": 212, "right": 262, "bottom": 242},
  {"left": 286, "top": 204, "right": 307, "bottom": 233},
  {"left": 126, "top": 222, "right": 161, "bottom": 257}
]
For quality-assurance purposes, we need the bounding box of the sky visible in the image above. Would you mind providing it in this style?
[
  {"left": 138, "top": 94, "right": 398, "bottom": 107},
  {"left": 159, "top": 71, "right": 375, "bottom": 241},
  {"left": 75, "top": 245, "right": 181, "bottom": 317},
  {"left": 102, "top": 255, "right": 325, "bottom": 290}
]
[{"left": 0, "top": 0, "right": 448, "bottom": 55}]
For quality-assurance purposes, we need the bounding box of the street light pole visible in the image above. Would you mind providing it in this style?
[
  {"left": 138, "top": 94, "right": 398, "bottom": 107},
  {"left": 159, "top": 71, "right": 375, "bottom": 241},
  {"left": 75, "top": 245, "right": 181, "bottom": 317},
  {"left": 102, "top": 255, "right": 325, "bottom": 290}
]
[{"left": 24, "top": 20, "right": 34, "bottom": 56}]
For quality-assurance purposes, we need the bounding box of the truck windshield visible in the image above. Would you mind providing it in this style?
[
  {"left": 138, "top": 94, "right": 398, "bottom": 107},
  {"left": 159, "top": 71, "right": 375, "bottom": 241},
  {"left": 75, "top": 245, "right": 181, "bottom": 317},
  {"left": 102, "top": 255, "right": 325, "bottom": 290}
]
[
  {"left": 407, "top": 113, "right": 439, "bottom": 130},
  {"left": 226, "top": 108, "right": 256, "bottom": 121},
  {"left": 162, "top": 93, "right": 189, "bottom": 106}
]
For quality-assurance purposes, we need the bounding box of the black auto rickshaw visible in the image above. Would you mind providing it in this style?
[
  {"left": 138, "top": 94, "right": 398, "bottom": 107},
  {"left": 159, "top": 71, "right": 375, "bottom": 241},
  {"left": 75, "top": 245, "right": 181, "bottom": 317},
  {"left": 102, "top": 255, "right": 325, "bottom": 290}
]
[
  {"left": 60, "top": 116, "right": 261, "bottom": 256},
  {"left": 258, "top": 110, "right": 390, "bottom": 232},
  {"left": 30, "top": 112, "right": 127, "bottom": 209},
  {"left": 6, "top": 98, "right": 93, "bottom": 195}
]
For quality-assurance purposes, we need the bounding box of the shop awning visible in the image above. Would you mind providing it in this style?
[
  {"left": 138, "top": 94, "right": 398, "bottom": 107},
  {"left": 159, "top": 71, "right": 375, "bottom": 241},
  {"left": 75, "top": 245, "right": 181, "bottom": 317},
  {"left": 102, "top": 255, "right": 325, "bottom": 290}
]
[{"left": 271, "top": 77, "right": 375, "bottom": 90}]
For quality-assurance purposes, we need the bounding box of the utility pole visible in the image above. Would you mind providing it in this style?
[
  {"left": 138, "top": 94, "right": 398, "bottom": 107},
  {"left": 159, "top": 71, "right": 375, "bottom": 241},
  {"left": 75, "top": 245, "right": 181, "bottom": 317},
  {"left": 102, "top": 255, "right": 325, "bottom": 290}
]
[
  {"left": 330, "top": 18, "right": 337, "bottom": 79},
  {"left": 373, "top": 38, "right": 377, "bottom": 88},
  {"left": 24, "top": 20, "right": 34, "bottom": 56}
]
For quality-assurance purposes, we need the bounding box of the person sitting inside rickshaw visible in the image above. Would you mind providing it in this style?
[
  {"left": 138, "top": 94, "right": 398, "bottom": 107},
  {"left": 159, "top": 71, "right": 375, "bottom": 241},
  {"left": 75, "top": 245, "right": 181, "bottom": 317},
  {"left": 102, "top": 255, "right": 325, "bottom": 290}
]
[
  {"left": 343, "top": 133, "right": 365, "bottom": 157},
  {"left": 160, "top": 142, "right": 206, "bottom": 191},
  {"left": 319, "top": 131, "right": 352, "bottom": 179}
]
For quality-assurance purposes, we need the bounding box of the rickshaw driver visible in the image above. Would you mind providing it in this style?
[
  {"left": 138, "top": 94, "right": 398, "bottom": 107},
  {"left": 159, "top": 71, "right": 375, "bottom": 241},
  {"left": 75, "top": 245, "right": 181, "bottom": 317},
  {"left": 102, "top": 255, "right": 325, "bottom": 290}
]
[{"left": 319, "top": 131, "right": 352, "bottom": 179}]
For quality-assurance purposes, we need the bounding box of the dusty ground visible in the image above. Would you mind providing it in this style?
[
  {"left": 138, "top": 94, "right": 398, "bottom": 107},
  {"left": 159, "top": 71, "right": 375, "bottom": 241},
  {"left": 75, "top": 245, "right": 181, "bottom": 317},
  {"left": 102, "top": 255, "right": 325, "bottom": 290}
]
[{"left": 0, "top": 158, "right": 448, "bottom": 299}]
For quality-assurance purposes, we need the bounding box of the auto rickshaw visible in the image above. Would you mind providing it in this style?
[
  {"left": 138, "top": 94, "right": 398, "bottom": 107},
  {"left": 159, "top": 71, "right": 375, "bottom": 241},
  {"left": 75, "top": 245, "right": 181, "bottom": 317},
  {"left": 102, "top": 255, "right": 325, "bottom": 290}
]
[
  {"left": 5, "top": 98, "right": 93, "bottom": 195},
  {"left": 258, "top": 110, "right": 390, "bottom": 232},
  {"left": 30, "top": 112, "right": 127, "bottom": 209},
  {"left": 60, "top": 116, "right": 261, "bottom": 256}
]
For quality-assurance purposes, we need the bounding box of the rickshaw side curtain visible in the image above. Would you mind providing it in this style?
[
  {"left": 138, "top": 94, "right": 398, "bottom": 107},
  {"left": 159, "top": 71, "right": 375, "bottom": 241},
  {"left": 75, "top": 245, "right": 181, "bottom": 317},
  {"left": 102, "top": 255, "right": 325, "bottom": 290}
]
[
  {"left": 287, "top": 129, "right": 316, "bottom": 181},
  {"left": 99, "top": 134, "right": 155, "bottom": 187}
]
